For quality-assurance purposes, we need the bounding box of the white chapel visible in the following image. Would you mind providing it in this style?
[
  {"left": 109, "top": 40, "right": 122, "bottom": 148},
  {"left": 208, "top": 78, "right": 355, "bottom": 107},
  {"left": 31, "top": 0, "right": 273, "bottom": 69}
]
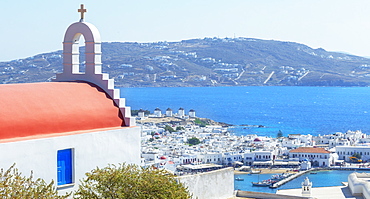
[{"left": 0, "top": 4, "right": 140, "bottom": 195}]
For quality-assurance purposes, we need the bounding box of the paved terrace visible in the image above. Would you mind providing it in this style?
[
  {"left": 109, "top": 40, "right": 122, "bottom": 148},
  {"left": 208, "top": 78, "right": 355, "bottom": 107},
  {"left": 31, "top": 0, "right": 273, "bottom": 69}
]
[
  {"left": 235, "top": 185, "right": 363, "bottom": 199},
  {"left": 235, "top": 190, "right": 312, "bottom": 199},
  {"left": 276, "top": 185, "right": 363, "bottom": 199}
]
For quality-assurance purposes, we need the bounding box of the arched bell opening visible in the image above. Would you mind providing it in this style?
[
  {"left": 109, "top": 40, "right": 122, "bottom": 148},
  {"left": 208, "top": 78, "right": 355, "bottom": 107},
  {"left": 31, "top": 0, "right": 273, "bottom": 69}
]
[
  {"left": 66, "top": 33, "right": 87, "bottom": 74},
  {"left": 62, "top": 22, "right": 102, "bottom": 76}
]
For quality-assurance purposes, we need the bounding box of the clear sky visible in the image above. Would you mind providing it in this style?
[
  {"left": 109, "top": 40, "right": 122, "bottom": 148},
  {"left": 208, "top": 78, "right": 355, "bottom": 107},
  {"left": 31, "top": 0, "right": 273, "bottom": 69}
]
[{"left": 1, "top": 0, "right": 370, "bottom": 61}]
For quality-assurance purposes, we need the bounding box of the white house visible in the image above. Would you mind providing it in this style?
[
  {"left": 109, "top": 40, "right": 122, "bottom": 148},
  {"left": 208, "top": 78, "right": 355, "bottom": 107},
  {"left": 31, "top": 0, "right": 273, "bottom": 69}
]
[
  {"left": 243, "top": 152, "right": 255, "bottom": 166},
  {"left": 314, "top": 131, "right": 365, "bottom": 147},
  {"left": 289, "top": 147, "right": 332, "bottom": 167},
  {"left": 0, "top": 6, "right": 140, "bottom": 196},
  {"left": 207, "top": 152, "right": 223, "bottom": 164},
  {"left": 254, "top": 150, "right": 275, "bottom": 161},
  {"left": 329, "top": 138, "right": 351, "bottom": 148},
  {"left": 181, "top": 153, "right": 199, "bottom": 165},
  {"left": 288, "top": 134, "right": 313, "bottom": 146},
  {"left": 336, "top": 146, "right": 370, "bottom": 162},
  {"left": 281, "top": 137, "right": 304, "bottom": 149},
  {"left": 223, "top": 152, "right": 243, "bottom": 165}
]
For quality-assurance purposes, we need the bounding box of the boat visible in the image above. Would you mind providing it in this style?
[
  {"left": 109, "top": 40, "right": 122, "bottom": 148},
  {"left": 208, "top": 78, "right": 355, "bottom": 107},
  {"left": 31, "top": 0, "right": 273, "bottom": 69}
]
[
  {"left": 235, "top": 177, "right": 244, "bottom": 181},
  {"left": 251, "top": 173, "right": 275, "bottom": 187},
  {"left": 271, "top": 173, "right": 290, "bottom": 180},
  {"left": 249, "top": 170, "right": 261, "bottom": 174},
  {"left": 251, "top": 181, "right": 272, "bottom": 187},
  {"left": 310, "top": 172, "right": 317, "bottom": 174}
]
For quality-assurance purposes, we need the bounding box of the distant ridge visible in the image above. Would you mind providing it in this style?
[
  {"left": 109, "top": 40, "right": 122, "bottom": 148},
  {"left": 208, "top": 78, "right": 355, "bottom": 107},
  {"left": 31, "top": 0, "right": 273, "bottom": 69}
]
[{"left": 2, "top": 37, "right": 370, "bottom": 87}]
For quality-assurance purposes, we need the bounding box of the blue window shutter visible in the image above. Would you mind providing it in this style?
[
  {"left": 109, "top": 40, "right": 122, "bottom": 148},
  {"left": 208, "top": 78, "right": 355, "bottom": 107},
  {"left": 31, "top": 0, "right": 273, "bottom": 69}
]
[
  {"left": 64, "top": 149, "right": 72, "bottom": 184},
  {"left": 57, "top": 149, "right": 73, "bottom": 185}
]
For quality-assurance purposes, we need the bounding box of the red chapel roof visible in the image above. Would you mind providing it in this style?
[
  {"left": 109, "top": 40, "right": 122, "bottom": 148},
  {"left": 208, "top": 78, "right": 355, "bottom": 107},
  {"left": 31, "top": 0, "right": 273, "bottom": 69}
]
[{"left": 0, "top": 82, "right": 124, "bottom": 140}]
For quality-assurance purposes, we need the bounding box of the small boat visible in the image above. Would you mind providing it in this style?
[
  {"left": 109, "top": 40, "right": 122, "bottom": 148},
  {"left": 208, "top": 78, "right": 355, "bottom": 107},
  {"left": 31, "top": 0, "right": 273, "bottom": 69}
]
[
  {"left": 235, "top": 177, "right": 244, "bottom": 181},
  {"left": 310, "top": 172, "right": 317, "bottom": 174},
  {"left": 252, "top": 181, "right": 271, "bottom": 187},
  {"left": 271, "top": 173, "right": 290, "bottom": 180},
  {"left": 252, "top": 178, "right": 276, "bottom": 187},
  {"left": 249, "top": 170, "right": 262, "bottom": 174}
]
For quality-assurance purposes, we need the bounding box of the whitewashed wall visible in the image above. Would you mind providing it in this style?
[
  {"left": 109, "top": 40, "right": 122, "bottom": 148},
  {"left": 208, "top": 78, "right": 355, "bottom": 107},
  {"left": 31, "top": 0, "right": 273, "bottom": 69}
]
[
  {"left": 177, "top": 167, "right": 234, "bottom": 199},
  {"left": 0, "top": 127, "right": 141, "bottom": 195},
  {"left": 348, "top": 172, "right": 370, "bottom": 199}
]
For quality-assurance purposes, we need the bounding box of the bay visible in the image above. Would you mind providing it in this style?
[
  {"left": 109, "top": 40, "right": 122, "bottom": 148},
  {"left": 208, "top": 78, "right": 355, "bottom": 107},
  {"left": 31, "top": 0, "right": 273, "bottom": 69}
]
[
  {"left": 119, "top": 86, "right": 370, "bottom": 137},
  {"left": 234, "top": 170, "right": 354, "bottom": 193}
]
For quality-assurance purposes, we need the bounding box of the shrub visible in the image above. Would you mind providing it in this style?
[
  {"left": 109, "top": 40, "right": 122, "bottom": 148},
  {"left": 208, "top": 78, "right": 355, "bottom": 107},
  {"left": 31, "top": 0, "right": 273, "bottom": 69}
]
[
  {"left": 74, "top": 163, "right": 191, "bottom": 199},
  {"left": 0, "top": 164, "right": 69, "bottom": 199}
]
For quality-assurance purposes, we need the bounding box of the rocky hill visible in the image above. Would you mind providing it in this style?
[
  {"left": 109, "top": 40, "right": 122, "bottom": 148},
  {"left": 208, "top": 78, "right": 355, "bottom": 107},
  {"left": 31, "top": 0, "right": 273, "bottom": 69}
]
[{"left": 2, "top": 37, "right": 370, "bottom": 87}]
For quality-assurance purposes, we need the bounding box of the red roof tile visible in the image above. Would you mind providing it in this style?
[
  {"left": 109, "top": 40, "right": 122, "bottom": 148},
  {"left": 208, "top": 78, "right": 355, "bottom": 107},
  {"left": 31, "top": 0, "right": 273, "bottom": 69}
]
[{"left": 289, "top": 147, "right": 330, "bottom": 154}]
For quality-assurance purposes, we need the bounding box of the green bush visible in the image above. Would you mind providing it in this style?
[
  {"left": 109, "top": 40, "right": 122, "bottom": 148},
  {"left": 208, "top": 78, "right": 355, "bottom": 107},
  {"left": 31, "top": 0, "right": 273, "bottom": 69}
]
[
  {"left": 176, "top": 126, "right": 185, "bottom": 131},
  {"left": 194, "top": 118, "right": 207, "bottom": 127},
  {"left": 0, "top": 164, "right": 69, "bottom": 199},
  {"left": 164, "top": 125, "right": 176, "bottom": 133},
  {"left": 187, "top": 137, "right": 201, "bottom": 146},
  {"left": 74, "top": 163, "right": 191, "bottom": 199}
]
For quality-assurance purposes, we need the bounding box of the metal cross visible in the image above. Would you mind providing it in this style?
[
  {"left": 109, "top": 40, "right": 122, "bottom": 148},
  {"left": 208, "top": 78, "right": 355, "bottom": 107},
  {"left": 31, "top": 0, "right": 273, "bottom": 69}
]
[{"left": 78, "top": 4, "right": 87, "bottom": 20}]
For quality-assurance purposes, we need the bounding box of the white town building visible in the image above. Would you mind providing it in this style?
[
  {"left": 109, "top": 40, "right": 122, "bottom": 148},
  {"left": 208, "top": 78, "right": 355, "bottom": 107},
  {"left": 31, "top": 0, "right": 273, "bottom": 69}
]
[
  {"left": 289, "top": 147, "right": 332, "bottom": 167},
  {"left": 336, "top": 146, "right": 370, "bottom": 162}
]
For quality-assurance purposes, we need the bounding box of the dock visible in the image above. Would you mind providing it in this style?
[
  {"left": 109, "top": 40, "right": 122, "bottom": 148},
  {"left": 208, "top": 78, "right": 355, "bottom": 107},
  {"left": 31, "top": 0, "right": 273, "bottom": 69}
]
[{"left": 269, "top": 169, "right": 313, "bottom": 189}]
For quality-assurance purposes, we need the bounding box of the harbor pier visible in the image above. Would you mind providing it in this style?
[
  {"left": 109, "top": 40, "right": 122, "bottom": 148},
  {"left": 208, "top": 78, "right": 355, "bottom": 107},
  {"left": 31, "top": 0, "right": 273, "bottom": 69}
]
[{"left": 270, "top": 169, "right": 313, "bottom": 188}]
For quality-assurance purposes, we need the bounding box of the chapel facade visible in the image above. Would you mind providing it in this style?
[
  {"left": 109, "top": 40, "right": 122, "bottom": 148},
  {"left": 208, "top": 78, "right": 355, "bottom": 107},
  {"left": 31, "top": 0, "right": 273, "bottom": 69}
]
[{"left": 0, "top": 5, "right": 140, "bottom": 195}]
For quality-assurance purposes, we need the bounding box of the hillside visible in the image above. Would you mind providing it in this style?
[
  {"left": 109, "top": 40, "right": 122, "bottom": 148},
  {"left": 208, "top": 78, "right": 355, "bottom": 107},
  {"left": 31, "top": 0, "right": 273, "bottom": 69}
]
[{"left": 2, "top": 37, "right": 370, "bottom": 87}]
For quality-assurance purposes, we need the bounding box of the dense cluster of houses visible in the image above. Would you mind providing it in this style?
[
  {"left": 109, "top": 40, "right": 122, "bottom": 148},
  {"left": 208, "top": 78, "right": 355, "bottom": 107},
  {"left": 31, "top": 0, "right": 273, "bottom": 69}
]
[{"left": 140, "top": 109, "right": 370, "bottom": 172}]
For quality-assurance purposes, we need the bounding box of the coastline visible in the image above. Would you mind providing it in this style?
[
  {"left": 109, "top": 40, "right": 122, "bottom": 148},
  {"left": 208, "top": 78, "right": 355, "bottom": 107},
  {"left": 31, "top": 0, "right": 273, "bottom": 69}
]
[
  {"left": 234, "top": 168, "right": 296, "bottom": 174},
  {"left": 136, "top": 116, "right": 233, "bottom": 126}
]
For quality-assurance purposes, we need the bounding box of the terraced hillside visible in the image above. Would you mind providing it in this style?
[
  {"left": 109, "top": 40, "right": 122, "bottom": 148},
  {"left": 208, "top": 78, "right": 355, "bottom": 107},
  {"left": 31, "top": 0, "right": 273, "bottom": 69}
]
[{"left": 2, "top": 37, "right": 370, "bottom": 87}]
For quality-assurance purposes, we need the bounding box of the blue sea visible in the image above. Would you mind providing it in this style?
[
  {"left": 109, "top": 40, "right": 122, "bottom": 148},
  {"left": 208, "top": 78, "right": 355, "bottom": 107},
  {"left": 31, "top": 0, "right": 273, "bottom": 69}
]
[
  {"left": 120, "top": 86, "right": 370, "bottom": 137},
  {"left": 234, "top": 170, "right": 354, "bottom": 193}
]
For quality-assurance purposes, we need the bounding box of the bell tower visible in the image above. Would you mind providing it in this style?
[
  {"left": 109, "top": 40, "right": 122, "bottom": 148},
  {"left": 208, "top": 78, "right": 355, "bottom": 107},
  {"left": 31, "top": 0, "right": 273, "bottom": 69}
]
[
  {"left": 54, "top": 4, "right": 135, "bottom": 127},
  {"left": 301, "top": 177, "right": 312, "bottom": 197}
]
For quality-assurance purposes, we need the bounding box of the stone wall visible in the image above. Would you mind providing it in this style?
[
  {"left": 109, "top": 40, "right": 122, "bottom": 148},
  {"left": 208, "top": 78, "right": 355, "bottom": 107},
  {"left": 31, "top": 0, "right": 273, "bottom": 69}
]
[{"left": 176, "top": 167, "right": 234, "bottom": 199}]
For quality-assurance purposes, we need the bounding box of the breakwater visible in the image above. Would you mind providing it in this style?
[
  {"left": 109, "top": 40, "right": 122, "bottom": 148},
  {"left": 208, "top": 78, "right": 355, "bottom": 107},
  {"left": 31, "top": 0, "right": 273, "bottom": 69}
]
[{"left": 270, "top": 169, "right": 313, "bottom": 188}]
